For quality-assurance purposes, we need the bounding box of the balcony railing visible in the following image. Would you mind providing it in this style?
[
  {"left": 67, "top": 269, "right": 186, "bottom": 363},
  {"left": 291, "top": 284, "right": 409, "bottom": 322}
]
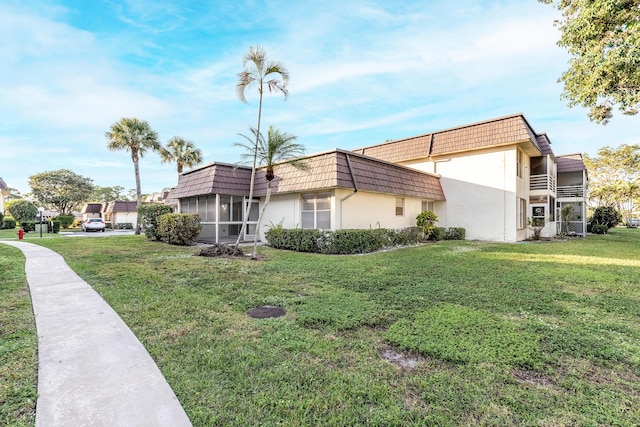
[
  {"left": 557, "top": 184, "right": 585, "bottom": 198},
  {"left": 557, "top": 221, "right": 585, "bottom": 235},
  {"left": 530, "top": 174, "right": 556, "bottom": 193}
]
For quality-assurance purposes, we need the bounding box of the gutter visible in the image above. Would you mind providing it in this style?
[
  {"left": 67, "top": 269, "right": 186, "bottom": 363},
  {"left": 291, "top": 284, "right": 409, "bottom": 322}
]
[{"left": 340, "top": 153, "right": 359, "bottom": 228}]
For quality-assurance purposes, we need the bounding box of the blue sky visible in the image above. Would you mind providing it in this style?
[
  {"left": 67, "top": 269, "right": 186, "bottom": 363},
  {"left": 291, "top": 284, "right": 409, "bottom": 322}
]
[{"left": 1, "top": 0, "right": 638, "bottom": 196}]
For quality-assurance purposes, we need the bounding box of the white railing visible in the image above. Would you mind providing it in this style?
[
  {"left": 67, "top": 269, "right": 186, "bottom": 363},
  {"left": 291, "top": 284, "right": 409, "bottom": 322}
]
[
  {"left": 530, "top": 174, "right": 556, "bottom": 193},
  {"left": 557, "top": 184, "right": 585, "bottom": 198}
]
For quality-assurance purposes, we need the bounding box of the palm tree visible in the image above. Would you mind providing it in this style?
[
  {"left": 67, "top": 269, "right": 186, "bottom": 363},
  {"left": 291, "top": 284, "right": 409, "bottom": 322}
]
[
  {"left": 236, "top": 125, "right": 307, "bottom": 258},
  {"left": 159, "top": 137, "right": 203, "bottom": 175},
  {"left": 105, "top": 117, "right": 161, "bottom": 234},
  {"left": 234, "top": 45, "right": 289, "bottom": 247}
]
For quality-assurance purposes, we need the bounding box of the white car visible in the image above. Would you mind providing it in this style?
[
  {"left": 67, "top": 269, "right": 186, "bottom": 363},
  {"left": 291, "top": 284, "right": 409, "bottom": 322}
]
[{"left": 82, "top": 218, "right": 106, "bottom": 232}]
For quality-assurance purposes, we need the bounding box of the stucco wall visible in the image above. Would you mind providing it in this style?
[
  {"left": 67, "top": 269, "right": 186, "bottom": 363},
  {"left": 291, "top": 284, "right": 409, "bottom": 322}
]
[
  {"left": 416, "top": 148, "right": 520, "bottom": 242},
  {"left": 257, "top": 189, "right": 442, "bottom": 241}
]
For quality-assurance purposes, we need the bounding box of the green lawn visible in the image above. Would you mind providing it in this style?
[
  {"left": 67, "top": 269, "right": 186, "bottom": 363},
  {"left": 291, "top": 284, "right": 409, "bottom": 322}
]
[{"left": 2, "top": 229, "right": 640, "bottom": 426}]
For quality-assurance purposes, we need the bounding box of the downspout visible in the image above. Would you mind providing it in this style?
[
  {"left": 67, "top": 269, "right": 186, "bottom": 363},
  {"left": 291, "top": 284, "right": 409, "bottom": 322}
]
[{"left": 340, "top": 153, "right": 359, "bottom": 229}]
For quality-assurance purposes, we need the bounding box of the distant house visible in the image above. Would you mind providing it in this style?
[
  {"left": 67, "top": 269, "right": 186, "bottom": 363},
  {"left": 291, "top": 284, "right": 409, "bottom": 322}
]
[
  {"left": 81, "top": 203, "right": 103, "bottom": 221},
  {"left": 169, "top": 113, "right": 588, "bottom": 243},
  {"left": 103, "top": 201, "right": 139, "bottom": 228},
  {"left": 0, "top": 177, "right": 8, "bottom": 214}
]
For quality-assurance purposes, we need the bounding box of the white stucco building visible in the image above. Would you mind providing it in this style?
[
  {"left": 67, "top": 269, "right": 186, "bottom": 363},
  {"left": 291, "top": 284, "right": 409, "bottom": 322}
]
[{"left": 170, "top": 114, "right": 588, "bottom": 243}]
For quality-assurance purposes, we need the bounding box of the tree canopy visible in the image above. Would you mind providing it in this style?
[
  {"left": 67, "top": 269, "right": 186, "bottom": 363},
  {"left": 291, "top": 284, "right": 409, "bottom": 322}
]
[
  {"left": 540, "top": 0, "right": 640, "bottom": 123},
  {"left": 584, "top": 144, "right": 640, "bottom": 221},
  {"left": 159, "top": 137, "right": 203, "bottom": 174},
  {"left": 90, "top": 186, "right": 126, "bottom": 203},
  {"left": 5, "top": 199, "right": 39, "bottom": 223},
  {"left": 28, "top": 169, "right": 94, "bottom": 214}
]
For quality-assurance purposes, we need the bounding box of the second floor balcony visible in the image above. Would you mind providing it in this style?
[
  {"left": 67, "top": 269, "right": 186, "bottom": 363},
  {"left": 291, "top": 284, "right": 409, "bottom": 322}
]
[
  {"left": 557, "top": 184, "right": 585, "bottom": 198},
  {"left": 530, "top": 174, "right": 556, "bottom": 193}
]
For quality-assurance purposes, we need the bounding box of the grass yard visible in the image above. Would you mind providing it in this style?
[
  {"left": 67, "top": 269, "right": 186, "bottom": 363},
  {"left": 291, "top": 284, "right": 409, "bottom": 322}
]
[
  {"left": 2, "top": 229, "right": 640, "bottom": 426},
  {"left": 0, "top": 245, "right": 37, "bottom": 426}
]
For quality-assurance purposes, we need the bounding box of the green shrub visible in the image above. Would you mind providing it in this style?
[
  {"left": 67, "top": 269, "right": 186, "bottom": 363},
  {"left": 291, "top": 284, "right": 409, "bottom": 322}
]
[
  {"left": 156, "top": 213, "right": 201, "bottom": 245},
  {"left": 0, "top": 212, "right": 3, "bottom": 225},
  {"left": 590, "top": 206, "right": 621, "bottom": 229},
  {"left": 264, "top": 227, "right": 422, "bottom": 254},
  {"left": 386, "top": 303, "right": 542, "bottom": 368},
  {"left": 48, "top": 221, "right": 61, "bottom": 233},
  {"left": 591, "top": 224, "right": 608, "bottom": 234},
  {"left": 416, "top": 210, "right": 438, "bottom": 239},
  {"left": 443, "top": 227, "right": 465, "bottom": 240},
  {"left": 20, "top": 221, "right": 36, "bottom": 232},
  {"left": 428, "top": 226, "right": 445, "bottom": 241},
  {"left": 138, "top": 204, "right": 174, "bottom": 240},
  {"left": 2, "top": 217, "right": 16, "bottom": 229},
  {"left": 114, "top": 223, "right": 133, "bottom": 230},
  {"left": 54, "top": 214, "right": 75, "bottom": 228}
]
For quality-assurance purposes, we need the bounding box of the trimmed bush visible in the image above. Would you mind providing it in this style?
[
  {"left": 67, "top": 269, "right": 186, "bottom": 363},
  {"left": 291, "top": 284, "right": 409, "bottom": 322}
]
[
  {"left": 198, "top": 244, "right": 244, "bottom": 257},
  {"left": 2, "top": 217, "right": 16, "bottom": 229},
  {"left": 114, "top": 223, "right": 133, "bottom": 230},
  {"left": 428, "top": 226, "right": 445, "bottom": 241},
  {"left": 54, "top": 214, "right": 75, "bottom": 228},
  {"left": 590, "top": 206, "right": 621, "bottom": 229},
  {"left": 156, "top": 213, "right": 201, "bottom": 245},
  {"left": 591, "top": 224, "right": 608, "bottom": 234},
  {"left": 138, "top": 204, "right": 174, "bottom": 240},
  {"left": 264, "top": 227, "right": 422, "bottom": 254},
  {"left": 48, "top": 221, "right": 61, "bottom": 234},
  {"left": 444, "top": 227, "right": 466, "bottom": 240},
  {"left": 20, "top": 221, "right": 36, "bottom": 232}
]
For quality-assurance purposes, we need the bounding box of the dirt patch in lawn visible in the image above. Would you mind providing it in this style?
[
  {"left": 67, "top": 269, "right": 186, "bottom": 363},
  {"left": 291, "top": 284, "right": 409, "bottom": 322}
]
[{"left": 247, "top": 306, "right": 287, "bottom": 319}]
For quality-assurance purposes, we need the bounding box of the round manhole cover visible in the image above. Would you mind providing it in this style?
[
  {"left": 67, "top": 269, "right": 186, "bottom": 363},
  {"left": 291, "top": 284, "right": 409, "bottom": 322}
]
[{"left": 247, "top": 306, "right": 286, "bottom": 319}]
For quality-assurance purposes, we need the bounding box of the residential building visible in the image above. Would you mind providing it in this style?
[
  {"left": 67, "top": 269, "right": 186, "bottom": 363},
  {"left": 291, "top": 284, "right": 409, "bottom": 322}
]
[
  {"left": 170, "top": 114, "right": 588, "bottom": 243},
  {"left": 0, "top": 177, "right": 8, "bottom": 214}
]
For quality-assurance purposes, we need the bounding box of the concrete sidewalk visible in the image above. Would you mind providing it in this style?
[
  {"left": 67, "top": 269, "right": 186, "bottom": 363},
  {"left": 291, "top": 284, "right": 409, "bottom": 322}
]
[{"left": 2, "top": 241, "right": 192, "bottom": 427}]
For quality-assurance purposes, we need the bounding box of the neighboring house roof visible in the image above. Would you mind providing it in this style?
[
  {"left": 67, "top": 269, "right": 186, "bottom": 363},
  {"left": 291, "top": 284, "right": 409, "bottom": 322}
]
[
  {"left": 172, "top": 151, "right": 445, "bottom": 201},
  {"left": 557, "top": 154, "right": 587, "bottom": 173},
  {"left": 253, "top": 149, "right": 446, "bottom": 200},
  {"left": 104, "top": 201, "right": 139, "bottom": 213},
  {"left": 81, "top": 203, "right": 104, "bottom": 214},
  {"left": 355, "top": 113, "right": 542, "bottom": 161},
  {"left": 171, "top": 162, "right": 253, "bottom": 199}
]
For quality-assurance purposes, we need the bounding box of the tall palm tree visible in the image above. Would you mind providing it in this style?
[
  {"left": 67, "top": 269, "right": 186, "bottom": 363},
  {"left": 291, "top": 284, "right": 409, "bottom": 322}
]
[
  {"left": 234, "top": 45, "right": 289, "bottom": 247},
  {"left": 105, "top": 117, "right": 161, "bottom": 234},
  {"left": 159, "top": 137, "right": 203, "bottom": 175},
  {"left": 236, "top": 125, "right": 307, "bottom": 258}
]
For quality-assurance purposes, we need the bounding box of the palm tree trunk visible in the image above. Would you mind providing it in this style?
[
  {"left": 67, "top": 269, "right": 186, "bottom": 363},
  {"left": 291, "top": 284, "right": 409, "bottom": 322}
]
[
  {"left": 133, "top": 152, "right": 142, "bottom": 235},
  {"left": 235, "top": 89, "right": 264, "bottom": 247},
  {"left": 251, "top": 181, "right": 271, "bottom": 258}
]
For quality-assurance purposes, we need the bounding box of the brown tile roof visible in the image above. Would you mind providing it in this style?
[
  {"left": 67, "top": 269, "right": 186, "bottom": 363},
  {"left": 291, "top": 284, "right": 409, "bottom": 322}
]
[
  {"left": 535, "top": 134, "right": 553, "bottom": 156},
  {"left": 104, "top": 201, "right": 139, "bottom": 213},
  {"left": 81, "top": 203, "right": 104, "bottom": 214},
  {"left": 254, "top": 150, "right": 445, "bottom": 200},
  {"left": 557, "top": 154, "right": 587, "bottom": 173},
  {"left": 170, "top": 163, "right": 254, "bottom": 199},
  {"left": 356, "top": 114, "right": 541, "bottom": 161}
]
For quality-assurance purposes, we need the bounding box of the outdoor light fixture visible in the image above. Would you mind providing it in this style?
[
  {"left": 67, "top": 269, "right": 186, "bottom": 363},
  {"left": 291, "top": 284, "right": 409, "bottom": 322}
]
[{"left": 37, "top": 207, "right": 44, "bottom": 238}]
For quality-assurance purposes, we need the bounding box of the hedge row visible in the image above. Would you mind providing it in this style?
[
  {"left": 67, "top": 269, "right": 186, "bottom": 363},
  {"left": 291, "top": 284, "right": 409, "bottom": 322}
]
[
  {"left": 264, "top": 227, "right": 420, "bottom": 254},
  {"left": 265, "top": 226, "right": 466, "bottom": 254}
]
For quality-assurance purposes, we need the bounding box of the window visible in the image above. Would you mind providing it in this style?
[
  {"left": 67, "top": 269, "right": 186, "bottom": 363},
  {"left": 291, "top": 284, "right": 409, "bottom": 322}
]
[
  {"left": 517, "top": 149, "right": 523, "bottom": 178},
  {"left": 422, "top": 201, "right": 434, "bottom": 212},
  {"left": 532, "top": 205, "right": 546, "bottom": 227},
  {"left": 518, "top": 198, "right": 526, "bottom": 229},
  {"left": 396, "top": 198, "right": 405, "bottom": 216},
  {"left": 301, "top": 192, "right": 331, "bottom": 229}
]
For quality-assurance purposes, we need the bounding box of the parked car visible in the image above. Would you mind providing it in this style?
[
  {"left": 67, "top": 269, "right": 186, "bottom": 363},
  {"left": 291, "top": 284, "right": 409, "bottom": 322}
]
[
  {"left": 82, "top": 218, "right": 106, "bottom": 232},
  {"left": 627, "top": 218, "right": 639, "bottom": 228}
]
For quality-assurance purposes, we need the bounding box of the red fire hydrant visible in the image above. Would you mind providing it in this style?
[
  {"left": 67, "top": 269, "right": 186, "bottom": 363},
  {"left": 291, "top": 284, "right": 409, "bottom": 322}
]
[{"left": 18, "top": 228, "right": 25, "bottom": 240}]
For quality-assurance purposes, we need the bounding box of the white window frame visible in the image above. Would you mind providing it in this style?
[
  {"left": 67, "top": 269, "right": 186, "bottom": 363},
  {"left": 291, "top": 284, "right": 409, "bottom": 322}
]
[
  {"left": 395, "top": 197, "right": 405, "bottom": 216},
  {"left": 301, "top": 192, "right": 331, "bottom": 229}
]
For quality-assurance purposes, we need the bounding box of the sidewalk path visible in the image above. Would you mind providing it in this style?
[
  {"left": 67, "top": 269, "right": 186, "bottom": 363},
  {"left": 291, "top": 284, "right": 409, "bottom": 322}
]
[{"left": 2, "top": 241, "right": 192, "bottom": 427}]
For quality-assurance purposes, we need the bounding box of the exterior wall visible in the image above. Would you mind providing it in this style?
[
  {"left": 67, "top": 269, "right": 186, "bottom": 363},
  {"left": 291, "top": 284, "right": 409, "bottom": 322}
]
[
  {"left": 404, "top": 147, "right": 521, "bottom": 242},
  {"left": 257, "top": 189, "right": 442, "bottom": 241},
  {"left": 0, "top": 193, "right": 4, "bottom": 215},
  {"left": 113, "top": 212, "right": 138, "bottom": 228}
]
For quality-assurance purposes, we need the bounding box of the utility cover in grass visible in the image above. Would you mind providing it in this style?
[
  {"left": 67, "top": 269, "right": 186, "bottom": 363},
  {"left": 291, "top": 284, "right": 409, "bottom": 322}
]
[
  {"left": 247, "top": 306, "right": 286, "bottom": 319},
  {"left": 386, "top": 303, "right": 541, "bottom": 368}
]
